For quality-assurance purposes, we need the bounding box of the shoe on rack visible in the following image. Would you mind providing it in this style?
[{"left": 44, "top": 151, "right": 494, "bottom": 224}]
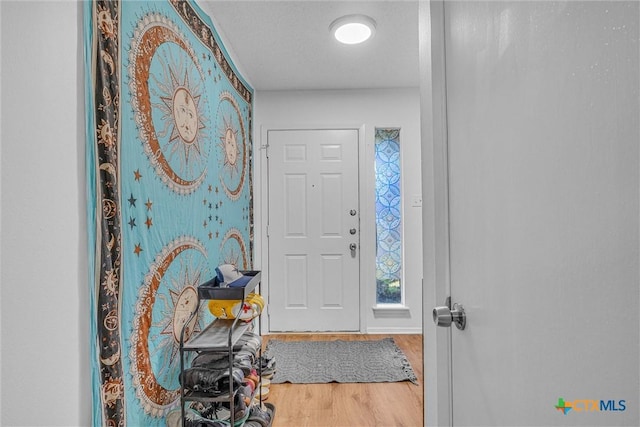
[
  {"left": 183, "top": 408, "right": 230, "bottom": 427},
  {"left": 258, "top": 385, "right": 270, "bottom": 401},
  {"left": 182, "top": 367, "right": 245, "bottom": 394},
  {"left": 215, "top": 368, "right": 246, "bottom": 393},
  {"left": 247, "top": 403, "right": 272, "bottom": 427},
  {"left": 165, "top": 409, "right": 182, "bottom": 427},
  {"left": 198, "top": 402, "right": 230, "bottom": 421},
  {"left": 233, "top": 334, "right": 262, "bottom": 355},
  {"left": 233, "top": 355, "right": 254, "bottom": 376},
  {"left": 256, "top": 355, "right": 275, "bottom": 369},
  {"left": 192, "top": 352, "right": 227, "bottom": 367},
  {"left": 236, "top": 382, "right": 253, "bottom": 406},
  {"left": 245, "top": 371, "right": 260, "bottom": 389},
  {"left": 255, "top": 355, "right": 276, "bottom": 378},
  {"left": 192, "top": 353, "right": 253, "bottom": 377},
  {"left": 234, "top": 349, "right": 257, "bottom": 364},
  {"left": 221, "top": 391, "right": 248, "bottom": 421}
]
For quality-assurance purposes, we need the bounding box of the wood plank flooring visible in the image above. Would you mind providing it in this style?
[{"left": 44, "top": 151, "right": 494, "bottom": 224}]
[{"left": 261, "top": 334, "right": 423, "bottom": 427}]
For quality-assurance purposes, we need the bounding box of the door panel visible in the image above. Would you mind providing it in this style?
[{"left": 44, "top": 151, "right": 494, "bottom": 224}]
[
  {"left": 442, "top": 1, "right": 639, "bottom": 425},
  {"left": 268, "top": 129, "right": 360, "bottom": 332}
]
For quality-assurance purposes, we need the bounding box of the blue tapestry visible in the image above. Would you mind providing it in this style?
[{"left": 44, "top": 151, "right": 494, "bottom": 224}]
[{"left": 84, "top": 1, "right": 253, "bottom": 425}]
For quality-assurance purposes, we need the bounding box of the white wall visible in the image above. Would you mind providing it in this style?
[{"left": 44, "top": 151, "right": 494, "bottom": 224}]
[
  {"left": 0, "top": 4, "right": 421, "bottom": 427},
  {"left": 1, "top": 1, "right": 90, "bottom": 426},
  {"left": 254, "top": 88, "right": 423, "bottom": 333}
]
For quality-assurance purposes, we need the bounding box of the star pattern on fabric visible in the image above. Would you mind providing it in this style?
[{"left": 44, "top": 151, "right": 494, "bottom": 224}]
[{"left": 199, "top": 180, "right": 231, "bottom": 248}]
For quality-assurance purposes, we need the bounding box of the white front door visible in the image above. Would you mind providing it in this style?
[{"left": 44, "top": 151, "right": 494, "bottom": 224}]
[
  {"left": 267, "top": 129, "right": 360, "bottom": 332},
  {"left": 426, "top": 1, "right": 639, "bottom": 426}
]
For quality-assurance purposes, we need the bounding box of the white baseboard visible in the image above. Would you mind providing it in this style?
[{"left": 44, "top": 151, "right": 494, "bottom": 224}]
[
  {"left": 366, "top": 326, "right": 423, "bottom": 334},
  {"left": 263, "top": 328, "right": 422, "bottom": 335}
]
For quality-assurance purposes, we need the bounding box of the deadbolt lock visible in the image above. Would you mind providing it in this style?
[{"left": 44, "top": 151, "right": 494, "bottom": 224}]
[{"left": 433, "top": 298, "right": 466, "bottom": 330}]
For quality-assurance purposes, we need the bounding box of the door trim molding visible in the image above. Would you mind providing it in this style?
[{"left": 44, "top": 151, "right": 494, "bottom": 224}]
[
  {"left": 257, "top": 123, "right": 367, "bottom": 333},
  {"left": 420, "top": 1, "right": 453, "bottom": 426}
]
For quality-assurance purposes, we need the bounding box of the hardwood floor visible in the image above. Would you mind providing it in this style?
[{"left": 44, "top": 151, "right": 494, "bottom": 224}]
[{"left": 261, "top": 334, "right": 424, "bottom": 427}]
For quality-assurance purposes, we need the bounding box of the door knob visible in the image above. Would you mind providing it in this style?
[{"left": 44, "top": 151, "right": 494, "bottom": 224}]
[
  {"left": 433, "top": 299, "right": 466, "bottom": 330},
  {"left": 349, "top": 243, "right": 357, "bottom": 251}
]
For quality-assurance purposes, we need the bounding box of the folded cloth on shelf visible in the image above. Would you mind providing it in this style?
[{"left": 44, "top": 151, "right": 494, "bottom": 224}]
[
  {"left": 215, "top": 264, "right": 254, "bottom": 288},
  {"left": 227, "top": 276, "right": 252, "bottom": 288},
  {"left": 215, "top": 264, "right": 243, "bottom": 284}
]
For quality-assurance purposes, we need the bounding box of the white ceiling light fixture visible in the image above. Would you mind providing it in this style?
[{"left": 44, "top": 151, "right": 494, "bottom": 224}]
[{"left": 329, "top": 14, "right": 376, "bottom": 45}]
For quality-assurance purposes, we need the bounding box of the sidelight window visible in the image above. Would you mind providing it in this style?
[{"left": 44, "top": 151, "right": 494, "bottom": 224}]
[{"left": 374, "top": 128, "right": 402, "bottom": 304}]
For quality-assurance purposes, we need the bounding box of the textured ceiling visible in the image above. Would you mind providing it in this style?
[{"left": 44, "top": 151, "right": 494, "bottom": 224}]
[{"left": 198, "top": 0, "right": 420, "bottom": 91}]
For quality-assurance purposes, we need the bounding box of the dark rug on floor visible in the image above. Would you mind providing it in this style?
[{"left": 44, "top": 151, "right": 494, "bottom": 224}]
[{"left": 263, "top": 338, "right": 418, "bottom": 385}]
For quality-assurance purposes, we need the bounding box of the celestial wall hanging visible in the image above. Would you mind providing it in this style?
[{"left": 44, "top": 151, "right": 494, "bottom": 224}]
[{"left": 84, "top": 1, "right": 253, "bottom": 425}]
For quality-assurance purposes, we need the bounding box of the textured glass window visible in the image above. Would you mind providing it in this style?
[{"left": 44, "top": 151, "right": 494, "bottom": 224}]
[{"left": 374, "top": 128, "right": 402, "bottom": 304}]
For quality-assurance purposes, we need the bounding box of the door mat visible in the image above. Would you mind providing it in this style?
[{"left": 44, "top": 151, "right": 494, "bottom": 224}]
[{"left": 263, "top": 338, "right": 418, "bottom": 385}]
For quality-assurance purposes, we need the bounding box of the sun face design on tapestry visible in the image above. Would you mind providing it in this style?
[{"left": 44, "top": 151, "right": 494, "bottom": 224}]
[
  {"left": 129, "top": 237, "right": 209, "bottom": 417},
  {"left": 128, "top": 13, "right": 209, "bottom": 195},
  {"left": 216, "top": 92, "right": 247, "bottom": 201},
  {"left": 153, "top": 57, "right": 207, "bottom": 179},
  {"left": 220, "top": 228, "right": 250, "bottom": 269}
]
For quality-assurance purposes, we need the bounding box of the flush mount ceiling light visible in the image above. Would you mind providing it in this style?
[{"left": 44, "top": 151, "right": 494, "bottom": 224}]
[{"left": 329, "top": 14, "right": 376, "bottom": 45}]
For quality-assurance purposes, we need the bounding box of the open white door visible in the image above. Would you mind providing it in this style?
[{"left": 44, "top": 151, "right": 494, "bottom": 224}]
[{"left": 423, "top": 1, "right": 639, "bottom": 426}]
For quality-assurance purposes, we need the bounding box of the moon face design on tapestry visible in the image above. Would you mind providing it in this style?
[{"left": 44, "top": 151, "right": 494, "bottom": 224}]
[
  {"left": 216, "top": 92, "right": 247, "bottom": 201},
  {"left": 129, "top": 237, "right": 208, "bottom": 416},
  {"left": 129, "top": 13, "right": 209, "bottom": 195}
]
